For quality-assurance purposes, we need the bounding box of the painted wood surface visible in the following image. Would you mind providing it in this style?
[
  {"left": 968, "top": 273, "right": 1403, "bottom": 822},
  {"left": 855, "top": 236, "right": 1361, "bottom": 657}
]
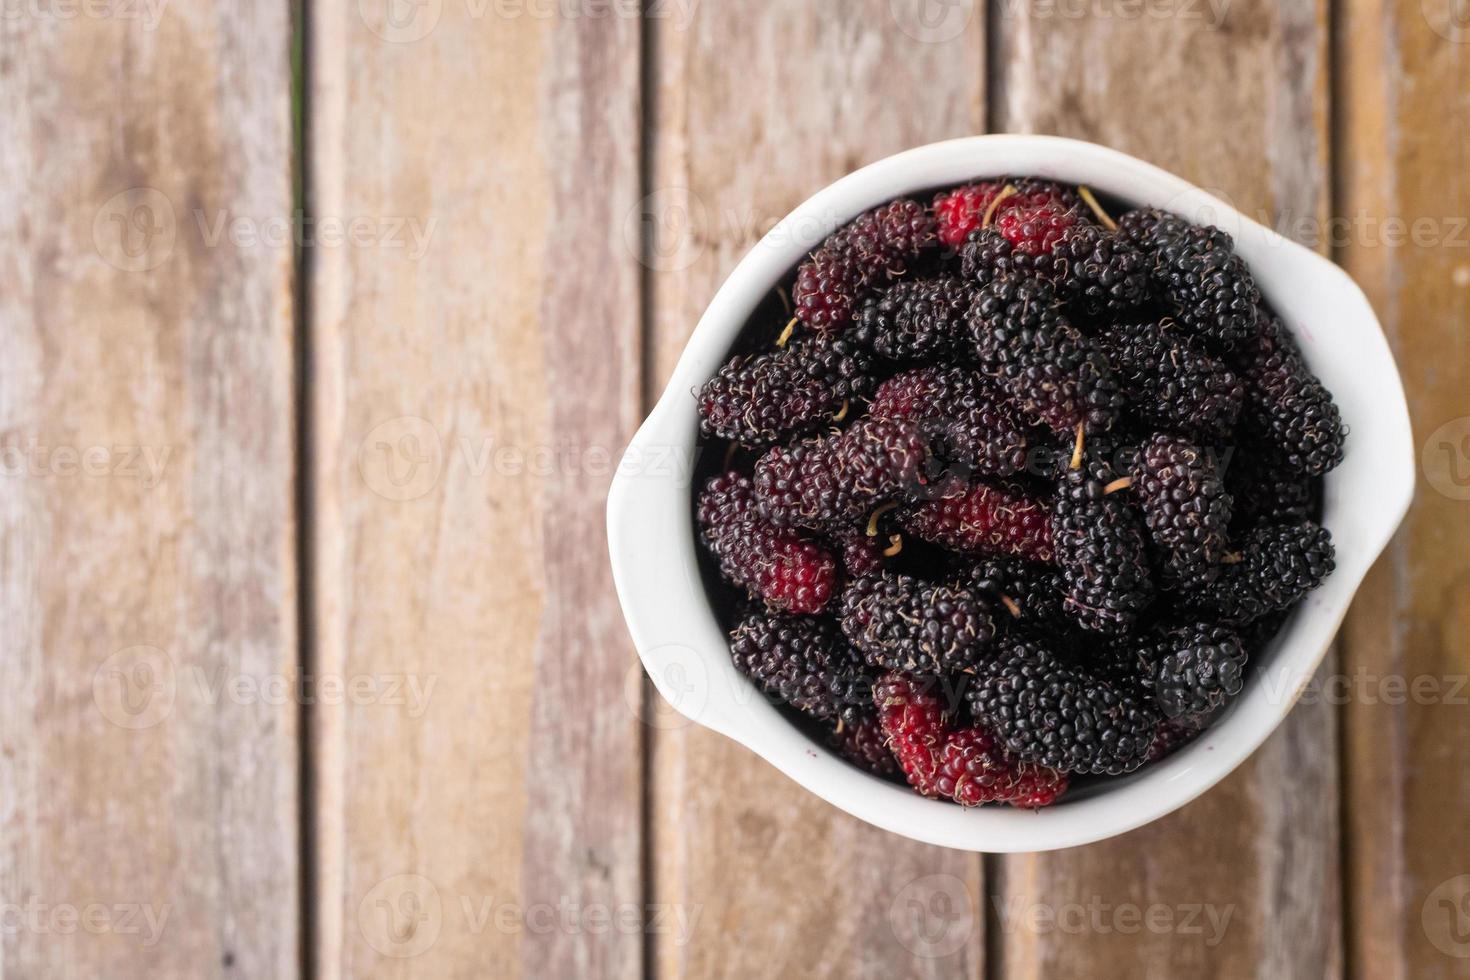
[
  {"left": 644, "top": 3, "right": 989, "bottom": 978},
  {"left": 1338, "top": 0, "right": 1470, "bottom": 976},
  {"left": 990, "top": 1, "right": 1345, "bottom": 977},
  {"left": 308, "top": 4, "right": 643, "bottom": 977},
  {"left": 0, "top": 3, "right": 300, "bottom": 977}
]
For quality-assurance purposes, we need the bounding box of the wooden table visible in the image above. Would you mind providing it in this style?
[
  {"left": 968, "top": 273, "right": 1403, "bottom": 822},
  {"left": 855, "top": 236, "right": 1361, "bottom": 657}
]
[{"left": 3, "top": 1, "right": 1466, "bottom": 976}]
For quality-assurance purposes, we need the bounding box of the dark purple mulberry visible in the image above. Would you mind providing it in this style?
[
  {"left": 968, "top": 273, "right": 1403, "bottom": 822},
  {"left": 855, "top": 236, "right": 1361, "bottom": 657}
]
[
  {"left": 1051, "top": 460, "right": 1154, "bottom": 633},
  {"left": 965, "top": 274, "right": 1123, "bottom": 434},
  {"left": 697, "top": 333, "right": 875, "bottom": 445},
  {"left": 1132, "top": 434, "right": 1234, "bottom": 589},
  {"left": 1097, "top": 318, "right": 1244, "bottom": 439},
  {"left": 870, "top": 365, "right": 1030, "bottom": 478},
  {"left": 1119, "top": 208, "right": 1260, "bottom": 350},
  {"left": 840, "top": 572, "right": 995, "bottom": 674},
  {"left": 1233, "top": 314, "right": 1346, "bottom": 476},
  {"left": 794, "top": 199, "right": 938, "bottom": 333}
]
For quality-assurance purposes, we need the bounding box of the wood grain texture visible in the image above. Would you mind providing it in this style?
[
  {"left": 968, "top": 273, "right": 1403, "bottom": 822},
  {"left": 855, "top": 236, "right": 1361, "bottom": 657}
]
[
  {"left": 1338, "top": 0, "right": 1470, "bottom": 976},
  {"left": 308, "top": 6, "right": 642, "bottom": 978},
  {"left": 992, "top": 1, "right": 1342, "bottom": 977},
  {"left": 646, "top": 3, "right": 987, "bottom": 978},
  {"left": 0, "top": 4, "right": 299, "bottom": 978}
]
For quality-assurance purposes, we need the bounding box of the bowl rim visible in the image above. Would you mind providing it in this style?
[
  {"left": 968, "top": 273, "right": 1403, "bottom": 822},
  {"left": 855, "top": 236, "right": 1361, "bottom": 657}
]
[{"left": 607, "top": 134, "right": 1414, "bottom": 852}]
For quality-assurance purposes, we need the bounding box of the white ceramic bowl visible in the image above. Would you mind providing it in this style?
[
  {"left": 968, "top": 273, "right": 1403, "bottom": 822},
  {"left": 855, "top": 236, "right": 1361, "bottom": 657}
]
[{"left": 607, "top": 135, "right": 1413, "bottom": 852}]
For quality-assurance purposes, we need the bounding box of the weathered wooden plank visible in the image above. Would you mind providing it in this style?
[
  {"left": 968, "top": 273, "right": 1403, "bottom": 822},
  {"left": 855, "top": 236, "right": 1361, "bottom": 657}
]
[
  {"left": 646, "top": 3, "right": 986, "bottom": 977},
  {"left": 1338, "top": 1, "right": 1470, "bottom": 977},
  {"left": 992, "top": 1, "right": 1342, "bottom": 976},
  {"left": 308, "top": 6, "right": 643, "bottom": 978},
  {"left": 0, "top": 5, "right": 299, "bottom": 978}
]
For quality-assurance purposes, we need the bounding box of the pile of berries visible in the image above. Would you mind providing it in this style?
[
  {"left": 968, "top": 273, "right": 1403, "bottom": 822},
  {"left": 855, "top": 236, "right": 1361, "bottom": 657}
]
[{"left": 694, "top": 177, "right": 1343, "bottom": 808}]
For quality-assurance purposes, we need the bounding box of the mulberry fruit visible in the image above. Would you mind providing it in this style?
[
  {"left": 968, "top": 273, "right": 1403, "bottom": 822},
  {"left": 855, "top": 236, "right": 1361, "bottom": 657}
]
[
  {"left": 1188, "top": 521, "right": 1335, "bottom": 623},
  {"left": 965, "top": 274, "right": 1123, "bottom": 433},
  {"left": 840, "top": 572, "right": 995, "bottom": 674},
  {"left": 966, "top": 556, "right": 1067, "bottom": 625},
  {"left": 875, "top": 673, "right": 1068, "bottom": 806},
  {"left": 992, "top": 201, "right": 1083, "bottom": 257},
  {"left": 1051, "top": 460, "right": 1154, "bottom": 633},
  {"left": 697, "top": 472, "right": 838, "bottom": 614},
  {"left": 693, "top": 178, "right": 1344, "bottom": 803},
  {"left": 853, "top": 277, "right": 971, "bottom": 362},
  {"left": 697, "top": 333, "right": 875, "bottom": 445},
  {"left": 1097, "top": 319, "right": 1244, "bottom": 439},
  {"left": 829, "top": 523, "right": 891, "bottom": 578},
  {"left": 967, "top": 639, "right": 1159, "bottom": 775},
  {"left": 1226, "top": 437, "right": 1314, "bottom": 531},
  {"left": 962, "top": 223, "right": 1148, "bottom": 317},
  {"left": 1133, "top": 434, "right": 1234, "bottom": 589},
  {"left": 1119, "top": 207, "right": 1260, "bottom": 350},
  {"left": 1147, "top": 719, "right": 1201, "bottom": 762},
  {"left": 730, "top": 611, "right": 872, "bottom": 723},
  {"left": 934, "top": 181, "right": 1008, "bottom": 248},
  {"left": 1140, "top": 622, "right": 1247, "bottom": 722},
  {"left": 754, "top": 417, "right": 929, "bottom": 530},
  {"left": 1234, "top": 315, "right": 1345, "bottom": 476},
  {"left": 873, "top": 673, "right": 948, "bottom": 793},
  {"left": 937, "top": 726, "right": 1069, "bottom": 807},
  {"left": 933, "top": 178, "right": 1079, "bottom": 249},
  {"left": 794, "top": 199, "right": 937, "bottom": 332},
  {"left": 900, "top": 481, "right": 1055, "bottom": 562},
  {"left": 870, "top": 365, "right": 1030, "bottom": 478},
  {"left": 829, "top": 713, "right": 899, "bottom": 777}
]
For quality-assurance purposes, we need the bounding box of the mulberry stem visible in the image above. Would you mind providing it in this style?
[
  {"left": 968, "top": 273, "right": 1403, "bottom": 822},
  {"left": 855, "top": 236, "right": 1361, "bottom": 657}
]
[
  {"left": 982, "top": 184, "right": 1018, "bottom": 228},
  {"left": 1078, "top": 185, "right": 1117, "bottom": 230},
  {"left": 866, "top": 501, "right": 899, "bottom": 537}
]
